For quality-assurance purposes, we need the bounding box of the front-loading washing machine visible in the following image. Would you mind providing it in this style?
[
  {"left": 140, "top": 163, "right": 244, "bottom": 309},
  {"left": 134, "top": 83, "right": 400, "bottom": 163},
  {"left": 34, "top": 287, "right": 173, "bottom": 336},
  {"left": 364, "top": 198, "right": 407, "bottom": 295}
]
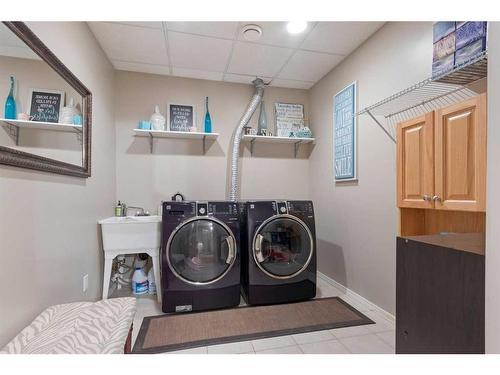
[
  {"left": 160, "top": 201, "right": 241, "bottom": 313},
  {"left": 241, "top": 200, "right": 317, "bottom": 305}
]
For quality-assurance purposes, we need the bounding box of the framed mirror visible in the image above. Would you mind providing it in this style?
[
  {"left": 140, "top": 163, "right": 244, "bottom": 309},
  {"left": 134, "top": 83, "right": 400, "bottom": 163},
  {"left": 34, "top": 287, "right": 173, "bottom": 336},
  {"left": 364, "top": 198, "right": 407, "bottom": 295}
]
[{"left": 0, "top": 22, "right": 92, "bottom": 178}]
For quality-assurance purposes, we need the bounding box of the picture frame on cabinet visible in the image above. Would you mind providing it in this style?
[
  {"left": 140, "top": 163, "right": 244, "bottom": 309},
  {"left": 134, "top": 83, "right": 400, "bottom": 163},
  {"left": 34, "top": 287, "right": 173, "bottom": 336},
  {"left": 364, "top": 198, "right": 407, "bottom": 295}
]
[{"left": 334, "top": 81, "right": 358, "bottom": 182}]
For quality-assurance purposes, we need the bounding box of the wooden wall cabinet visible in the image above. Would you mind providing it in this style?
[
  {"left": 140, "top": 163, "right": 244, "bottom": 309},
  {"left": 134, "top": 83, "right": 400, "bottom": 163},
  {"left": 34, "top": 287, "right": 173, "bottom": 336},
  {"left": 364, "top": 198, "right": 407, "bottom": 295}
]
[
  {"left": 397, "top": 113, "right": 434, "bottom": 209},
  {"left": 397, "top": 94, "right": 486, "bottom": 212}
]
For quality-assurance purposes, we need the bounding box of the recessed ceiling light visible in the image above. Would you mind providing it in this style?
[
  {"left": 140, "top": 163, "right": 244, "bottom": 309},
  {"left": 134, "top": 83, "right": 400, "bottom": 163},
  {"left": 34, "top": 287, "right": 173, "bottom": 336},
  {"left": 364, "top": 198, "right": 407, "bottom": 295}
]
[{"left": 287, "top": 21, "right": 307, "bottom": 34}]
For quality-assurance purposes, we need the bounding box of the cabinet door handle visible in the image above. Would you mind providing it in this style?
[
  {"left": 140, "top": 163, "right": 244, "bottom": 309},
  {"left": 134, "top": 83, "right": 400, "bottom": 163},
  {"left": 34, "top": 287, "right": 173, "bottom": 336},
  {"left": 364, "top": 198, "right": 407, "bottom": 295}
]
[
  {"left": 432, "top": 195, "right": 441, "bottom": 202},
  {"left": 422, "top": 194, "right": 431, "bottom": 201}
]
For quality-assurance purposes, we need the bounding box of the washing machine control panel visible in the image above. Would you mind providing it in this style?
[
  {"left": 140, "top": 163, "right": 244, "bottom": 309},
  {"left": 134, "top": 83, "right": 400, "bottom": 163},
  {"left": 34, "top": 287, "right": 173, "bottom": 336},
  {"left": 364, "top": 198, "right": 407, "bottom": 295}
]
[
  {"left": 287, "top": 201, "right": 314, "bottom": 214},
  {"left": 196, "top": 202, "right": 208, "bottom": 216},
  {"left": 277, "top": 201, "right": 288, "bottom": 214},
  {"left": 191, "top": 202, "right": 240, "bottom": 217}
]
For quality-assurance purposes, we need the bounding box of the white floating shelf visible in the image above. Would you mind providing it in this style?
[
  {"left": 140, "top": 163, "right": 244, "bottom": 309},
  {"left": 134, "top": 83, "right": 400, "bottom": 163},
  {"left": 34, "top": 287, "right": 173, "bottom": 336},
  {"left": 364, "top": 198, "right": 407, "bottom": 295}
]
[
  {"left": 133, "top": 129, "right": 219, "bottom": 153},
  {"left": 1, "top": 118, "right": 82, "bottom": 133},
  {"left": 1, "top": 118, "right": 83, "bottom": 146},
  {"left": 242, "top": 134, "right": 315, "bottom": 143},
  {"left": 242, "top": 134, "right": 315, "bottom": 157},
  {"left": 134, "top": 129, "right": 219, "bottom": 139}
]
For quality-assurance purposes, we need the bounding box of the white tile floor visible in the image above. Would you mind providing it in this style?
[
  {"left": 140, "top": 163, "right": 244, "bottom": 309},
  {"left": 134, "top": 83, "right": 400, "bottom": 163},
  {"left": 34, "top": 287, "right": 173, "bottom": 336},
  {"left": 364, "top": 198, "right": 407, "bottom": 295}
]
[{"left": 131, "top": 276, "right": 396, "bottom": 354}]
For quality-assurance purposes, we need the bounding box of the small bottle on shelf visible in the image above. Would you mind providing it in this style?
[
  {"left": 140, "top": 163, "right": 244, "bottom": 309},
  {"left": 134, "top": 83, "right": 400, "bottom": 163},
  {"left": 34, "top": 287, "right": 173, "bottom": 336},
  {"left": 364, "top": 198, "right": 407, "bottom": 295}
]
[
  {"left": 4, "top": 76, "right": 16, "bottom": 120},
  {"left": 204, "top": 96, "right": 212, "bottom": 133},
  {"left": 257, "top": 99, "right": 268, "bottom": 136}
]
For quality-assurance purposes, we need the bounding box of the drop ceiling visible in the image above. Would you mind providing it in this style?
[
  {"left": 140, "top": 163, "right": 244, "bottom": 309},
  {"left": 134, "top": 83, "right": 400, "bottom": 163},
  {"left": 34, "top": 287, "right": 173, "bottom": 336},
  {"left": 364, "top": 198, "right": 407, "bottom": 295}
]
[{"left": 89, "top": 22, "right": 384, "bottom": 89}]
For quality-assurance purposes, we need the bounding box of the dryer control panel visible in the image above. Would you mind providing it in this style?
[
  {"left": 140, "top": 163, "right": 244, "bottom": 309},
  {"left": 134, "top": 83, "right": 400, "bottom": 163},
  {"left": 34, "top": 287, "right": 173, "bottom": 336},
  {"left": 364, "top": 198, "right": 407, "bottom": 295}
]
[
  {"left": 196, "top": 202, "right": 208, "bottom": 216},
  {"left": 208, "top": 202, "right": 239, "bottom": 216},
  {"left": 277, "top": 201, "right": 288, "bottom": 214},
  {"left": 287, "top": 201, "right": 314, "bottom": 215}
]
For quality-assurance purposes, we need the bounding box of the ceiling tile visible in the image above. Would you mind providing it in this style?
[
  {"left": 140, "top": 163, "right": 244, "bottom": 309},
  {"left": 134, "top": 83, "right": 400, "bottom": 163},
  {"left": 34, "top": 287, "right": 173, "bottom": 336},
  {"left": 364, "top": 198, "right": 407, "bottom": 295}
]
[
  {"left": 165, "top": 22, "right": 239, "bottom": 39},
  {"left": 89, "top": 22, "right": 168, "bottom": 65},
  {"left": 112, "top": 60, "right": 170, "bottom": 76},
  {"left": 223, "top": 73, "right": 272, "bottom": 85},
  {"left": 269, "top": 78, "right": 315, "bottom": 90},
  {"left": 168, "top": 31, "right": 233, "bottom": 72},
  {"left": 227, "top": 42, "right": 293, "bottom": 77},
  {"left": 237, "top": 22, "right": 314, "bottom": 48},
  {"left": 301, "top": 22, "right": 384, "bottom": 55},
  {"left": 112, "top": 22, "right": 163, "bottom": 29},
  {"left": 172, "top": 67, "right": 223, "bottom": 81},
  {"left": 278, "top": 50, "right": 344, "bottom": 82}
]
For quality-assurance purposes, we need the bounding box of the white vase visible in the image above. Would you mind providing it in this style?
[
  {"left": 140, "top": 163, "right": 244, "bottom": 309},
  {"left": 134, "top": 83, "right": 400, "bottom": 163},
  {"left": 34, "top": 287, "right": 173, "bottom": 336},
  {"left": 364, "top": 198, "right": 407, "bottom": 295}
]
[
  {"left": 150, "top": 105, "right": 166, "bottom": 131},
  {"left": 59, "top": 97, "right": 80, "bottom": 124}
]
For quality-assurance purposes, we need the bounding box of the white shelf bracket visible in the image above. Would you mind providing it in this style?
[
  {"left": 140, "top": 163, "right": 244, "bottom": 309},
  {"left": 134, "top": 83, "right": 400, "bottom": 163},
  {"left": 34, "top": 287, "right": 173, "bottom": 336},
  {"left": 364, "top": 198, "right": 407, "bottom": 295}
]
[
  {"left": 294, "top": 141, "right": 301, "bottom": 158},
  {"left": 366, "top": 110, "right": 396, "bottom": 144},
  {"left": 148, "top": 132, "right": 153, "bottom": 153},
  {"left": 76, "top": 128, "right": 83, "bottom": 146},
  {"left": 2, "top": 123, "right": 19, "bottom": 145}
]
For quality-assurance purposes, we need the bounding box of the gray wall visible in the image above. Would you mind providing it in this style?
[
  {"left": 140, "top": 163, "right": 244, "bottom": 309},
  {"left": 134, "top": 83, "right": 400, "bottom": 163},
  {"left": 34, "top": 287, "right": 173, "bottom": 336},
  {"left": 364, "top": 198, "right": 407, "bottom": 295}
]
[
  {"left": 0, "top": 22, "right": 115, "bottom": 347},
  {"left": 486, "top": 22, "right": 500, "bottom": 353},
  {"left": 114, "top": 71, "right": 311, "bottom": 211},
  {"left": 308, "top": 22, "right": 433, "bottom": 314}
]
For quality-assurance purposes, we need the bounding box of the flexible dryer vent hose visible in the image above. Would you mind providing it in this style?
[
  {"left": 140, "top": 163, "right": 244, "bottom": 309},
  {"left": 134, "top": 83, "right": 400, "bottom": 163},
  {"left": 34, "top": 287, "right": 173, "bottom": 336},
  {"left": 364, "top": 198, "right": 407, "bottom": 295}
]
[{"left": 228, "top": 78, "right": 265, "bottom": 201}]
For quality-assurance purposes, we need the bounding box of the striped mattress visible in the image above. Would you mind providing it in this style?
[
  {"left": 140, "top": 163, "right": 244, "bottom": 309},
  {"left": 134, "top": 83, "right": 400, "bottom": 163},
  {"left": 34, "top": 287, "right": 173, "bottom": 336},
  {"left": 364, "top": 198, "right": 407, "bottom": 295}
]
[{"left": 1, "top": 297, "right": 136, "bottom": 354}]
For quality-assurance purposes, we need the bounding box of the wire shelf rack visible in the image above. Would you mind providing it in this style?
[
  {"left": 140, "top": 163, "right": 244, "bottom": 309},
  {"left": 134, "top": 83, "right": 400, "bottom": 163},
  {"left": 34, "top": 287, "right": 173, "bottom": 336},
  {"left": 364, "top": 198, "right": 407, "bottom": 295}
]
[{"left": 356, "top": 51, "right": 487, "bottom": 143}]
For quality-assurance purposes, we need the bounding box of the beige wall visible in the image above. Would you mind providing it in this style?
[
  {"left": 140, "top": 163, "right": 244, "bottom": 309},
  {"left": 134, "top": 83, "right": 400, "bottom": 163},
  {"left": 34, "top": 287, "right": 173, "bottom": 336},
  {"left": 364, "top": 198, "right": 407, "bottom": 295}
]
[
  {"left": 486, "top": 22, "right": 500, "bottom": 353},
  {"left": 0, "top": 22, "right": 115, "bottom": 346},
  {"left": 309, "top": 22, "right": 432, "bottom": 314},
  {"left": 115, "top": 71, "right": 310, "bottom": 212}
]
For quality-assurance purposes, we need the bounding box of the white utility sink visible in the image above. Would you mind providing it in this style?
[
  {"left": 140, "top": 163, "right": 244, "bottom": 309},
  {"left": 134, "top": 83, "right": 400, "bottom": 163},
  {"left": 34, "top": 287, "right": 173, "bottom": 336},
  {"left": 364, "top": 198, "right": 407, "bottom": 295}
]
[
  {"left": 98, "top": 215, "right": 163, "bottom": 302},
  {"left": 98, "top": 215, "right": 162, "bottom": 252}
]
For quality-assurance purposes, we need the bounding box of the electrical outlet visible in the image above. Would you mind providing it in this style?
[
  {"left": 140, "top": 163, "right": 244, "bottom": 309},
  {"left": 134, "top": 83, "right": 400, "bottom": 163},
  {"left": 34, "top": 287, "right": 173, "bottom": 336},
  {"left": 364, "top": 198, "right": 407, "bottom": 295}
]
[{"left": 83, "top": 274, "right": 89, "bottom": 293}]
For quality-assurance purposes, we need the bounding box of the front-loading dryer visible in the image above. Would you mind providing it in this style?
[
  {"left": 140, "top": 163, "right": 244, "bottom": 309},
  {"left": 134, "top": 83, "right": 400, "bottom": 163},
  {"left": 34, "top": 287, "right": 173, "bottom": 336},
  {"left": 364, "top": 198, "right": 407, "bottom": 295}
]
[
  {"left": 241, "top": 200, "right": 317, "bottom": 305},
  {"left": 161, "top": 201, "right": 241, "bottom": 313}
]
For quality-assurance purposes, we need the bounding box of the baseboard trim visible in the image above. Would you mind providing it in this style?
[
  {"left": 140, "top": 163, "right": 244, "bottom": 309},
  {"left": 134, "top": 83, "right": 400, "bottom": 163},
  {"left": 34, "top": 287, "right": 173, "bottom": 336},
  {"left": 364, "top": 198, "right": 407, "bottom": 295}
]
[{"left": 317, "top": 272, "right": 395, "bottom": 323}]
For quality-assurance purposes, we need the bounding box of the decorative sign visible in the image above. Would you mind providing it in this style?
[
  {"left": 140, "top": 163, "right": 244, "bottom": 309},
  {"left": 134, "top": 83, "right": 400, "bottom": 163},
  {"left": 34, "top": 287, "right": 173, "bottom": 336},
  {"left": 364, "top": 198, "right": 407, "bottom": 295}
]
[
  {"left": 28, "top": 89, "right": 65, "bottom": 123},
  {"left": 276, "top": 117, "right": 304, "bottom": 137},
  {"left": 168, "top": 103, "right": 195, "bottom": 132},
  {"left": 274, "top": 102, "right": 304, "bottom": 119},
  {"left": 275, "top": 102, "right": 305, "bottom": 138},
  {"left": 334, "top": 82, "right": 357, "bottom": 181}
]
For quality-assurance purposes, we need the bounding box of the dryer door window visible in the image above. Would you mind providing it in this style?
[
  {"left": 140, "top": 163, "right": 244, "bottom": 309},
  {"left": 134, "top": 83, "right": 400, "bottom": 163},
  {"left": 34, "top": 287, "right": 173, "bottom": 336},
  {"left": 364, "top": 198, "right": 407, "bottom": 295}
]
[
  {"left": 167, "top": 218, "right": 236, "bottom": 285},
  {"left": 253, "top": 216, "right": 313, "bottom": 279}
]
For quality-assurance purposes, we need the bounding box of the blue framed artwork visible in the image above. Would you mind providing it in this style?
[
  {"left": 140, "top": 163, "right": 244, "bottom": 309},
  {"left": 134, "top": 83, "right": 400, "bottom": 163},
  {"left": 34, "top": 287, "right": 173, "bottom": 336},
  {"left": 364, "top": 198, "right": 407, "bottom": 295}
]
[{"left": 334, "top": 81, "right": 357, "bottom": 181}]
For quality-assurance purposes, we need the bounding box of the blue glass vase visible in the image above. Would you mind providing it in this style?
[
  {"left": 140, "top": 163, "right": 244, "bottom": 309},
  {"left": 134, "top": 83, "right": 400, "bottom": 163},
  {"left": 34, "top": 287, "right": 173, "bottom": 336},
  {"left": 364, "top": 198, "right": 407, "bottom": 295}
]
[
  {"left": 204, "top": 96, "right": 212, "bottom": 133},
  {"left": 257, "top": 99, "right": 267, "bottom": 135},
  {"left": 4, "top": 76, "right": 16, "bottom": 120}
]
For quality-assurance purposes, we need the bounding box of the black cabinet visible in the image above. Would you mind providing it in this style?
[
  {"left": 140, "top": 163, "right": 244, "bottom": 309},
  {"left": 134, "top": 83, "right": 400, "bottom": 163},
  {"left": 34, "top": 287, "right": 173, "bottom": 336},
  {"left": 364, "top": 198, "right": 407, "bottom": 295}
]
[{"left": 396, "top": 233, "right": 485, "bottom": 354}]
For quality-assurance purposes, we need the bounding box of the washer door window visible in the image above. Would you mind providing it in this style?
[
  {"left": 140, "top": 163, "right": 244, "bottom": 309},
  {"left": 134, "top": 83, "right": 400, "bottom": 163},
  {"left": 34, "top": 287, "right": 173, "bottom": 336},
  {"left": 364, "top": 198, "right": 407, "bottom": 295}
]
[
  {"left": 167, "top": 218, "right": 236, "bottom": 285},
  {"left": 253, "top": 215, "right": 313, "bottom": 279}
]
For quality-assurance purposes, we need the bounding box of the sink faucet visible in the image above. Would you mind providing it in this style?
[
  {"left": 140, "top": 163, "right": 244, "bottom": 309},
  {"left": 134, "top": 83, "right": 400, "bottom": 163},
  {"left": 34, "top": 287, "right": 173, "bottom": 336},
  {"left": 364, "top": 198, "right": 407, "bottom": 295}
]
[{"left": 123, "top": 205, "right": 148, "bottom": 216}]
